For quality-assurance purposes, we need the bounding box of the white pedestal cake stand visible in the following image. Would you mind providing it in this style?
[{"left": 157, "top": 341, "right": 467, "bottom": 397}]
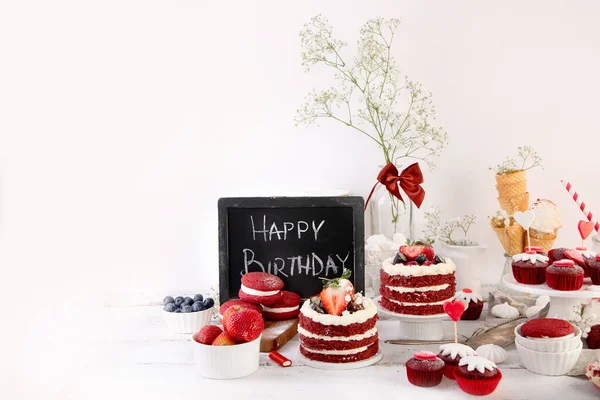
[
  {"left": 374, "top": 296, "right": 447, "bottom": 341},
  {"left": 297, "top": 350, "right": 383, "bottom": 370},
  {"left": 502, "top": 274, "right": 600, "bottom": 320}
]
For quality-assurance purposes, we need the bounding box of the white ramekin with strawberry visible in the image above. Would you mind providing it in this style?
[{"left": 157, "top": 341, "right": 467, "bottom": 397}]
[{"left": 191, "top": 305, "right": 265, "bottom": 379}]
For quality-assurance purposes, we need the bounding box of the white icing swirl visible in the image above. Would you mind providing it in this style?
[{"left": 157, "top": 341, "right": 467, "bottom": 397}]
[
  {"left": 300, "top": 298, "right": 377, "bottom": 326},
  {"left": 458, "top": 355, "right": 497, "bottom": 373},
  {"left": 491, "top": 302, "right": 520, "bottom": 319},
  {"left": 512, "top": 252, "right": 549, "bottom": 264},
  {"left": 455, "top": 290, "right": 482, "bottom": 304},
  {"left": 439, "top": 343, "right": 477, "bottom": 360},
  {"left": 382, "top": 257, "right": 456, "bottom": 276},
  {"left": 476, "top": 344, "right": 508, "bottom": 364}
]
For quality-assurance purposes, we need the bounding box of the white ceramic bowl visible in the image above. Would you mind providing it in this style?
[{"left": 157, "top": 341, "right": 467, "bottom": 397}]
[
  {"left": 514, "top": 322, "right": 582, "bottom": 353},
  {"left": 191, "top": 331, "right": 262, "bottom": 379},
  {"left": 516, "top": 341, "right": 582, "bottom": 376},
  {"left": 163, "top": 307, "right": 213, "bottom": 334}
]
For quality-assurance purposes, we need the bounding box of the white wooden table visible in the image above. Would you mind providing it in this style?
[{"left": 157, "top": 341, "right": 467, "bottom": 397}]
[{"left": 17, "top": 302, "right": 599, "bottom": 400}]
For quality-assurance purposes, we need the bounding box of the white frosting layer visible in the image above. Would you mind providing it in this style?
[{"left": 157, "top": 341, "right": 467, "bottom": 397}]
[
  {"left": 455, "top": 290, "right": 482, "bottom": 304},
  {"left": 386, "top": 296, "right": 454, "bottom": 307},
  {"left": 298, "top": 326, "right": 378, "bottom": 341},
  {"left": 439, "top": 343, "right": 477, "bottom": 359},
  {"left": 459, "top": 355, "right": 497, "bottom": 373},
  {"left": 385, "top": 284, "right": 450, "bottom": 293},
  {"left": 581, "top": 250, "right": 596, "bottom": 258},
  {"left": 525, "top": 333, "right": 575, "bottom": 342},
  {"left": 491, "top": 302, "right": 520, "bottom": 319},
  {"left": 530, "top": 199, "right": 561, "bottom": 234},
  {"left": 300, "top": 297, "right": 377, "bottom": 326},
  {"left": 512, "top": 252, "right": 549, "bottom": 264},
  {"left": 476, "top": 344, "right": 508, "bottom": 364},
  {"left": 382, "top": 258, "right": 456, "bottom": 276},
  {"left": 262, "top": 305, "right": 299, "bottom": 313},
  {"left": 301, "top": 343, "right": 375, "bottom": 355},
  {"left": 240, "top": 284, "right": 279, "bottom": 296}
]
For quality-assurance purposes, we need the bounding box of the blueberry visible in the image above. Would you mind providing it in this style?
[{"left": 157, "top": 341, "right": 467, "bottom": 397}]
[
  {"left": 193, "top": 294, "right": 204, "bottom": 303},
  {"left": 415, "top": 254, "right": 427, "bottom": 265},
  {"left": 174, "top": 308, "right": 181, "bottom": 313},
  {"left": 434, "top": 255, "right": 445, "bottom": 264},
  {"left": 174, "top": 296, "right": 184, "bottom": 307},
  {"left": 183, "top": 297, "right": 194, "bottom": 306},
  {"left": 202, "top": 298, "right": 214, "bottom": 309},
  {"left": 310, "top": 303, "right": 325, "bottom": 314},
  {"left": 163, "top": 296, "right": 175, "bottom": 305},
  {"left": 164, "top": 303, "right": 177, "bottom": 312},
  {"left": 181, "top": 305, "right": 193, "bottom": 313},
  {"left": 192, "top": 301, "right": 205, "bottom": 312}
]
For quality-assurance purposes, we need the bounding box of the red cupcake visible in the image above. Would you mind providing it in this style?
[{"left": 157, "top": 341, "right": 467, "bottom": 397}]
[
  {"left": 584, "top": 255, "right": 600, "bottom": 285},
  {"left": 545, "top": 259, "right": 584, "bottom": 291},
  {"left": 219, "top": 299, "right": 263, "bottom": 316},
  {"left": 549, "top": 247, "right": 593, "bottom": 277},
  {"left": 455, "top": 288, "right": 484, "bottom": 320},
  {"left": 262, "top": 291, "right": 301, "bottom": 320},
  {"left": 238, "top": 272, "right": 284, "bottom": 305},
  {"left": 406, "top": 351, "right": 445, "bottom": 387},
  {"left": 437, "top": 343, "right": 477, "bottom": 379},
  {"left": 454, "top": 356, "right": 502, "bottom": 396},
  {"left": 587, "top": 325, "right": 600, "bottom": 349},
  {"left": 511, "top": 250, "right": 550, "bottom": 284},
  {"left": 548, "top": 247, "right": 568, "bottom": 263}
]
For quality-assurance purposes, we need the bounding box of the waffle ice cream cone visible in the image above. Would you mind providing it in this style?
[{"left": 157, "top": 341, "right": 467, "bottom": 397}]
[
  {"left": 490, "top": 220, "right": 525, "bottom": 255},
  {"left": 496, "top": 180, "right": 527, "bottom": 198},
  {"left": 495, "top": 170, "right": 526, "bottom": 186},
  {"left": 498, "top": 192, "right": 530, "bottom": 214},
  {"left": 526, "top": 228, "right": 558, "bottom": 252}
]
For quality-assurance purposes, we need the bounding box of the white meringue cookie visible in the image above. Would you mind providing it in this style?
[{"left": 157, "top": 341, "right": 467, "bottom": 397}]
[
  {"left": 476, "top": 344, "right": 508, "bottom": 364},
  {"left": 491, "top": 302, "right": 520, "bottom": 319},
  {"left": 525, "top": 305, "right": 543, "bottom": 319},
  {"left": 535, "top": 295, "right": 550, "bottom": 308}
]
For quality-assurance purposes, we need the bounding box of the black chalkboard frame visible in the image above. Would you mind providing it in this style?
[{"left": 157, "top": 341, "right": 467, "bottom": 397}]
[{"left": 218, "top": 196, "right": 365, "bottom": 304}]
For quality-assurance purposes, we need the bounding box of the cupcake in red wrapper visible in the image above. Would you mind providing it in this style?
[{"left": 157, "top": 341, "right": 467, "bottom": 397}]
[
  {"left": 437, "top": 343, "right": 477, "bottom": 379},
  {"left": 587, "top": 325, "right": 600, "bottom": 349},
  {"left": 584, "top": 255, "right": 600, "bottom": 285},
  {"left": 545, "top": 259, "right": 584, "bottom": 291},
  {"left": 511, "top": 250, "right": 550, "bottom": 284},
  {"left": 406, "top": 351, "right": 445, "bottom": 387},
  {"left": 454, "top": 356, "right": 502, "bottom": 396},
  {"left": 549, "top": 247, "right": 595, "bottom": 277},
  {"left": 455, "top": 288, "right": 484, "bottom": 320}
]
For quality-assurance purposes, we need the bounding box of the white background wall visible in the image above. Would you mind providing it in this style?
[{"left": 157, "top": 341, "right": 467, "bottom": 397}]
[{"left": 2, "top": 0, "right": 600, "bottom": 313}]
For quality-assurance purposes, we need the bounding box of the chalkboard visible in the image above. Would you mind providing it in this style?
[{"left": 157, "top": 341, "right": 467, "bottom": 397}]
[{"left": 218, "top": 197, "right": 364, "bottom": 303}]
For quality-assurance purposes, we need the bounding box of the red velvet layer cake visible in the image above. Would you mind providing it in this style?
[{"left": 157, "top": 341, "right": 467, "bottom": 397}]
[
  {"left": 379, "top": 242, "right": 456, "bottom": 316},
  {"left": 298, "top": 296, "right": 379, "bottom": 363}
]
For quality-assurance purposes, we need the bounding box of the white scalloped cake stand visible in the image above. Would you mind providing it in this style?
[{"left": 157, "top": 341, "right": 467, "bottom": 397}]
[
  {"left": 297, "top": 350, "right": 383, "bottom": 370},
  {"left": 502, "top": 274, "right": 600, "bottom": 320},
  {"left": 374, "top": 296, "right": 448, "bottom": 341}
]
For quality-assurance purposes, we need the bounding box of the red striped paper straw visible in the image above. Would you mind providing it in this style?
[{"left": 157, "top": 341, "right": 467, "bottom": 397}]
[{"left": 561, "top": 180, "right": 600, "bottom": 233}]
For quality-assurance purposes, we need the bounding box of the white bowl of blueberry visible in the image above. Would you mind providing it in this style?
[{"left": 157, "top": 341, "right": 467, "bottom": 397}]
[{"left": 162, "top": 294, "right": 214, "bottom": 334}]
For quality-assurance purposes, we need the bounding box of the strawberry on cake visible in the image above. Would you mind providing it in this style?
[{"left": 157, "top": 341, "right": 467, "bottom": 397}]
[
  {"left": 298, "top": 269, "right": 379, "bottom": 363},
  {"left": 379, "top": 240, "right": 456, "bottom": 315},
  {"left": 262, "top": 290, "right": 301, "bottom": 321},
  {"left": 238, "top": 272, "right": 284, "bottom": 306}
]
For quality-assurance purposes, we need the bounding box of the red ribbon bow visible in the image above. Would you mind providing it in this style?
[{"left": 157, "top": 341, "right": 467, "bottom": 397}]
[{"left": 364, "top": 162, "right": 425, "bottom": 211}]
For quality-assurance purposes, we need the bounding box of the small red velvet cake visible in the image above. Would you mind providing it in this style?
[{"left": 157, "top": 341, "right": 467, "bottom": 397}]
[
  {"left": 545, "top": 259, "right": 584, "bottom": 291},
  {"left": 584, "top": 255, "right": 600, "bottom": 285},
  {"left": 586, "top": 325, "right": 600, "bottom": 349},
  {"left": 219, "top": 299, "right": 263, "bottom": 316},
  {"left": 521, "top": 318, "right": 575, "bottom": 339},
  {"left": 406, "top": 351, "right": 445, "bottom": 387},
  {"left": 549, "top": 247, "right": 595, "bottom": 277},
  {"left": 455, "top": 288, "right": 484, "bottom": 320},
  {"left": 238, "top": 272, "right": 284, "bottom": 305},
  {"left": 454, "top": 356, "right": 502, "bottom": 396},
  {"left": 437, "top": 343, "right": 477, "bottom": 379},
  {"left": 379, "top": 243, "right": 456, "bottom": 316},
  {"left": 511, "top": 250, "right": 550, "bottom": 284},
  {"left": 262, "top": 290, "right": 301, "bottom": 321}
]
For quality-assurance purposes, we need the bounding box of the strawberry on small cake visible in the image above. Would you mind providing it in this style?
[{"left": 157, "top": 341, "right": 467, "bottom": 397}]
[
  {"left": 238, "top": 272, "right": 284, "bottom": 306},
  {"left": 262, "top": 291, "right": 301, "bottom": 321},
  {"left": 298, "top": 269, "right": 379, "bottom": 363},
  {"left": 379, "top": 240, "right": 456, "bottom": 315}
]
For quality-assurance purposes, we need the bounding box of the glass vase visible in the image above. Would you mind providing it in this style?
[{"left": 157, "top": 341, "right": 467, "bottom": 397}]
[{"left": 368, "top": 183, "right": 415, "bottom": 239}]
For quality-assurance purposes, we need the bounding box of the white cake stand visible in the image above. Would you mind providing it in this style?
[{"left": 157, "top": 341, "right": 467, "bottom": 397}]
[
  {"left": 298, "top": 350, "right": 383, "bottom": 370},
  {"left": 374, "top": 296, "right": 448, "bottom": 341},
  {"left": 502, "top": 274, "right": 600, "bottom": 321}
]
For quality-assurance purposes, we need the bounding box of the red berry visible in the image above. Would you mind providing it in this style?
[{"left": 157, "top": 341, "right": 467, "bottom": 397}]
[
  {"left": 319, "top": 286, "right": 349, "bottom": 316},
  {"left": 400, "top": 245, "right": 435, "bottom": 261},
  {"left": 406, "top": 261, "right": 419, "bottom": 266},
  {"left": 224, "top": 309, "right": 264, "bottom": 343},
  {"left": 211, "top": 331, "right": 237, "bottom": 346},
  {"left": 222, "top": 305, "right": 245, "bottom": 326},
  {"left": 195, "top": 325, "right": 223, "bottom": 345},
  {"left": 422, "top": 261, "right": 433, "bottom": 266},
  {"left": 414, "top": 351, "right": 438, "bottom": 361}
]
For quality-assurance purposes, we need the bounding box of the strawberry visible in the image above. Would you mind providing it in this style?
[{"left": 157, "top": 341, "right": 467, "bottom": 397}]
[
  {"left": 221, "top": 304, "right": 245, "bottom": 326},
  {"left": 195, "top": 325, "right": 223, "bottom": 345},
  {"left": 319, "top": 269, "right": 354, "bottom": 316},
  {"left": 399, "top": 239, "right": 435, "bottom": 261},
  {"left": 223, "top": 309, "right": 264, "bottom": 343},
  {"left": 565, "top": 249, "right": 585, "bottom": 265},
  {"left": 211, "top": 331, "right": 237, "bottom": 346}
]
